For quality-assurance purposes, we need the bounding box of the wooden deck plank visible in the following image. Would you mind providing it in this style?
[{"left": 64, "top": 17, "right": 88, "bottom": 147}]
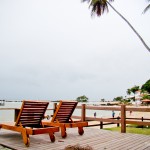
[
  {"left": 121, "top": 135, "right": 150, "bottom": 150},
  {"left": 96, "top": 134, "right": 146, "bottom": 150},
  {"left": 0, "top": 127, "right": 150, "bottom": 150}
]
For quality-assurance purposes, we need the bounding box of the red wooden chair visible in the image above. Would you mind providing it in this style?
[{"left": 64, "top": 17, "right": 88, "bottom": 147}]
[{"left": 0, "top": 100, "right": 59, "bottom": 146}]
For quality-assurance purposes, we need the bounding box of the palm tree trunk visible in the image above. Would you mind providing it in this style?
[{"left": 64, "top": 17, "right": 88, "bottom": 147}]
[{"left": 107, "top": 1, "right": 150, "bottom": 53}]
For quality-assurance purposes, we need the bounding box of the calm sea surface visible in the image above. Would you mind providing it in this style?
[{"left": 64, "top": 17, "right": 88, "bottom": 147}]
[{"left": 0, "top": 101, "right": 119, "bottom": 122}]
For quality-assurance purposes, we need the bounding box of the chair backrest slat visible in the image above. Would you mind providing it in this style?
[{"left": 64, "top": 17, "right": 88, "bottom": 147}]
[
  {"left": 15, "top": 100, "right": 49, "bottom": 127},
  {"left": 51, "top": 100, "right": 78, "bottom": 123}
]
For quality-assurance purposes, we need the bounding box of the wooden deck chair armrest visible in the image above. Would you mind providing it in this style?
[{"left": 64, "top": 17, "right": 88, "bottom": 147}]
[
  {"left": 1, "top": 124, "right": 24, "bottom": 132},
  {"left": 26, "top": 127, "right": 59, "bottom": 135},
  {"left": 64, "top": 121, "right": 88, "bottom": 128}
]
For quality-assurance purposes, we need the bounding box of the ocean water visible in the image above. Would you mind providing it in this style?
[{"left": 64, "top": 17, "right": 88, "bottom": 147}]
[{"left": 0, "top": 101, "right": 118, "bottom": 122}]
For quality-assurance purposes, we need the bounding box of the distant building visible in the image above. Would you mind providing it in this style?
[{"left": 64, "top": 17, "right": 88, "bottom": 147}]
[{"left": 135, "top": 90, "right": 142, "bottom": 100}]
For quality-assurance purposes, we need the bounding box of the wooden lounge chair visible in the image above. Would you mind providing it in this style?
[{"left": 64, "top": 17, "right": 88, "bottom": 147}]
[
  {"left": 43, "top": 100, "right": 88, "bottom": 138},
  {"left": 0, "top": 100, "right": 59, "bottom": 147}
]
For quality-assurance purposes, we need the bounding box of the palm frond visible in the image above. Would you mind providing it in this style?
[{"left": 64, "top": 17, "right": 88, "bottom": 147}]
[{"left": 88, "top": 0, "right": 114, "bottom": 16}]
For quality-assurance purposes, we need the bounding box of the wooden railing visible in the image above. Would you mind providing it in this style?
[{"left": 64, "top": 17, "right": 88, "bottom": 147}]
[
  {"left": 1, "top": 103, "right": 150, "bottom": 133},
  {"left": 52, "top": 103, "right": 150, "bottom": 133},
  {"left": 73, "top": 104, "right": 150, "bottom": 133}
]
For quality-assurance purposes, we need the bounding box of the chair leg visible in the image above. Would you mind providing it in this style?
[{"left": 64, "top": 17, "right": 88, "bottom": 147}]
[
  {"left": 22, "top": 128, "right": 30, "bottom": 147},
  {"left": 60, "top": 124, "right": 67, "bottom": 138},
  {"left": 78, "top": 127, "right": 84, "bottom": 135},
  {"left": 49, "top": 132, "right": 55, "bottom": 142}
]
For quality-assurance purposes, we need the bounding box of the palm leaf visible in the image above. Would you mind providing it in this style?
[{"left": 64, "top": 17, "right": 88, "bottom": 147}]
[
  {"left": 82, "top": 0, "right": 114, "bottom": 16},
  {"left": 91, "top": 0, "right": 113, "bottom": 16}
]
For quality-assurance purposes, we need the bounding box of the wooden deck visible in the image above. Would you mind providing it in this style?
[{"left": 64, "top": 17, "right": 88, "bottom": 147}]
[{"left": 0, "top": 127, "right": 150, "bottom": 150}]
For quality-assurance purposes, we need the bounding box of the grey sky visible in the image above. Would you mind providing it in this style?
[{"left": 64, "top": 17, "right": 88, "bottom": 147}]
[{"left": 0, "top": 0, "right": 150, "bottom": 101}]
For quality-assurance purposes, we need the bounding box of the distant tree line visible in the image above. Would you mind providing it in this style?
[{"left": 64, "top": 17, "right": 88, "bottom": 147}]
[
  {"left": 76, "top": 79, "right": 150, "bottom": 103},
  {"left": 113, "top": 79, "right": 150, "bottom": 104},
  {"left": 76, "top": 95, "right": 89, "bottom": 102}
]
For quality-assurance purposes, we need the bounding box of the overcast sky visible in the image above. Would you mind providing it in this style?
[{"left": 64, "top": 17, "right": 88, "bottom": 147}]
[{"left": 0, "top": 0, "right": 150, "bottom": 101}]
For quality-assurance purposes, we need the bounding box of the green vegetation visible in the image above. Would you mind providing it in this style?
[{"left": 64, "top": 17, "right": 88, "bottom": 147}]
[
  {"left": 112, "top": 79, "right": 150, "bottom": 104},
  {"left": 104, "top": 125, "right": 150, "bottom": 135},
  {"left": 126, "top": 85, "right": 140, "bottom": 101},
  {"left": 76, "top": 95, "right": 88, "bottom": 102},
  {"left": 113, "top": 96, "right": 131, "bottom": 104},
  {"left": 141, "top": 79, "right": 150, "bottom": 93},
  {"left": 142, "top": 94, "right": 150, "bottom": 100}
]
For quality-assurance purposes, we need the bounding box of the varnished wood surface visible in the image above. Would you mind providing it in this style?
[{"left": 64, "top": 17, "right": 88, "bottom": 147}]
[
  {"left": 0, "top": 127, "right": 150, "bottom": 150},
  {"left": 51, "top": 101, "right": 78, "bottom": 123},
  {"left": 0, "top": 101, "right": 59, "bottom": 146}
]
